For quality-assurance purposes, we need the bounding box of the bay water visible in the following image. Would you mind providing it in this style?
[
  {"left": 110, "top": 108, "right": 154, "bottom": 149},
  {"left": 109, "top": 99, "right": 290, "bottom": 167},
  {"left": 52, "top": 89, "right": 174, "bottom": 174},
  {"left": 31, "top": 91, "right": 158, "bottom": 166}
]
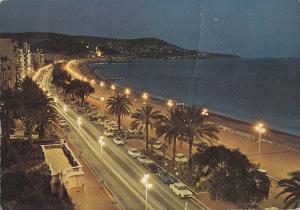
[{"left": 92, "top": 58, "right": 300, "bottom": 136}]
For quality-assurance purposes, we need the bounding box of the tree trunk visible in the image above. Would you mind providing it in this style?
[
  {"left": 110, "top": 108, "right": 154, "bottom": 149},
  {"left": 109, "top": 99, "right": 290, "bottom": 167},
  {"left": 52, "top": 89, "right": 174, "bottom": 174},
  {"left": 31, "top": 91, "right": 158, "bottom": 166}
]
[
  {"left": 117, "top": 113, "right": 121, "bottom": 131},
  {"left": 145, "top": 124, "right": 149, "bottom": 150},
  {"left": 38, "top": 123, "right": 45, "bottom": 139},
  {"left": 173, "top": 136, "right": 177, "bottom": 161}
]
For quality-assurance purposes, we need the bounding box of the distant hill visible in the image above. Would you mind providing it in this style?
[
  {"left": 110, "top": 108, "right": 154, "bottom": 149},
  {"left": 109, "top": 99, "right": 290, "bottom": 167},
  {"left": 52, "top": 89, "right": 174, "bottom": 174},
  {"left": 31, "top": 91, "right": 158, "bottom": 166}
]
[{"left": 0, "top": 32, "right": 239, "bottom": 59}]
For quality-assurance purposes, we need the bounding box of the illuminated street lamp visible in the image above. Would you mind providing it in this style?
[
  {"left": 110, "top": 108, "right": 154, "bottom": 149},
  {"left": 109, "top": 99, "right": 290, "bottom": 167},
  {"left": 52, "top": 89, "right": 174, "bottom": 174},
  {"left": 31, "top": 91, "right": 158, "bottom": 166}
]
[
  {"left": 100, "top": 96, "right": 105, "bottom": 114},
  {"left": 255, "top": 122, "right": 266, "bottom": 166},
  {"left": 142, "top": 92, "right": 148, "bottom": 104},
  {"left": 63, "top": 105, "right": 68, "bottom": 114},
  {"left": 91, "top": 79, "right": 95, "bottom": 85},
  {"left": 141, "top": 173, "right": 152, "bottom": 210},
  {"left": 125, "top": 88, "right": 131, "bottom": 98},
  {"left": 111, "top": 84, "right": 116, "bottom": 94},
  {"left": 167, "top": 99, "right": 174, "bottom": 109},
  {"left": 100, "top": 81, "right": 105, "bottom": 88},
  {"left": 98, "top": 136, "right": 105, "bottom": 160},
  {"left": 54, "top": 97, "right": 58, "bottom": 103},
  {"left": 201, "top": 108, "right": 208, "bottom": 116},
  {"left": 77, "top": 117, "right": 82, "bottom": 128}
]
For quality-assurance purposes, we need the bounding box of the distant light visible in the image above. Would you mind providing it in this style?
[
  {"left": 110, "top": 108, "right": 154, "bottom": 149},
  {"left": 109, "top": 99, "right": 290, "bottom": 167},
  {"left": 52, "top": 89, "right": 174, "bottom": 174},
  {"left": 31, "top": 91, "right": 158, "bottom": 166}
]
[{"left": 214, "top": 17, "right": 218, "bottom": 22}]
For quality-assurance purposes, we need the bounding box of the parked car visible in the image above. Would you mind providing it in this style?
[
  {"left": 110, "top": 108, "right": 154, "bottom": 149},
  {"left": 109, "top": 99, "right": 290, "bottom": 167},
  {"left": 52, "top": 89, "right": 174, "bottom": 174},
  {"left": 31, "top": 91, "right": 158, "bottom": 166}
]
[
  {"left": 128, "top": 148, "right": 141, "bottom": 158},
  {"left": 137, "top": 155, "right": 154, "bottom": 165},
  {"left": 170, "top": 183, "right": 193, "bottom": 198},
  {"left": 103, "top": 130, "right": 114, "bottom": 138},
  {"left": 175, "top": 153, "right": 188, "bottom": 163},
  {"left": 153, "top": 141, "right": 162, "bottom": 150},
  {"left": 128, "top": 128, "right": 137, "bottom": 134},
  {"left": 147, "top": 163, "right": 159, "bottom": 173},
  {"left": 113, "top": 137, "right": 124, "bottom": 145},
  {"left": 158, "top": 170, "right": 174, "bottom": 184}
]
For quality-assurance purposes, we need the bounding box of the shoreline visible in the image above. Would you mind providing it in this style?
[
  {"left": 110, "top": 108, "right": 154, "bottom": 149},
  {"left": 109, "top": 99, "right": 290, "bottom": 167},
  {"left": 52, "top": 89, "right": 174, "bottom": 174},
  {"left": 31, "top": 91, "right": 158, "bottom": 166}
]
[{"left": 74, "top": 59, "right": 300, "bottom": 152}]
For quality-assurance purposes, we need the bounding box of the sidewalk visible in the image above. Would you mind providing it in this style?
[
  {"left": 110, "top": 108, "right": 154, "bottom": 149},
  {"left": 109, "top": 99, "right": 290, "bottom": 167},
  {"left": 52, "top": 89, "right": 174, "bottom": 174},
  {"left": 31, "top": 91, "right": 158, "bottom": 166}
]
[{"left": 56, "top": 128, "right": 119, "bottom": 210}]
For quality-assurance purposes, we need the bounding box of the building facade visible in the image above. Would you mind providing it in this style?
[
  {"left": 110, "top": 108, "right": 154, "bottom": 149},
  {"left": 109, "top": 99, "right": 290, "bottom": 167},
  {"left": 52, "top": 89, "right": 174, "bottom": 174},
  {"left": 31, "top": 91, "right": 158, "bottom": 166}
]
[{"left": 0, "top": 39, "right": 17, "bottom": 90}]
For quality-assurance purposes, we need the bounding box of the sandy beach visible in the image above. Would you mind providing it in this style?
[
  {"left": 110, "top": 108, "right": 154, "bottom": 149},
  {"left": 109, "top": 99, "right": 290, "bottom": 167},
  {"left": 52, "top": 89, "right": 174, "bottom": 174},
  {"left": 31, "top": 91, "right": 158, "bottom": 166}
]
[{"left": 65, "top": 59, "right": 300, "bottom": 208}]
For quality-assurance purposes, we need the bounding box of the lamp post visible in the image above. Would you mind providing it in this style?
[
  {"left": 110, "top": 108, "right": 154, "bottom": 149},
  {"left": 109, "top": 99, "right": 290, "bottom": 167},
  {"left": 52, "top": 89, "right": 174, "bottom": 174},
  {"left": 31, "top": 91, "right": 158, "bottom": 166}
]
[
  {"left": 77, "top": 117, "right": 82, "bottom": 129},
  {"left": 98, "top": 136, "right": 105, "bottom": 160},
  {"left": 63, "top": 105, "right": 68, "bottom": 114},
  {"left": 255, "top": 123, "right": 266, "bottom": 167},
  {"left": 142, "top": 93, "right": 148, "bottom": 105},
  {"left": 100, "top": 81, "right": 105, "bottom": 89},
  {"left": 111, "top": 84, "right": 116, "bottom": 94},
  {"left": 100, "top": 96, "right": 105, "bottom": 114},
  {"left": 141, "top": 173, "right": 152, "bottom": 210},
  {"left": 167, "top": 99, "right": 174, "bottom": 109},
  {"left": 125, "top": 88, "right": 130, "bottom": 98}
]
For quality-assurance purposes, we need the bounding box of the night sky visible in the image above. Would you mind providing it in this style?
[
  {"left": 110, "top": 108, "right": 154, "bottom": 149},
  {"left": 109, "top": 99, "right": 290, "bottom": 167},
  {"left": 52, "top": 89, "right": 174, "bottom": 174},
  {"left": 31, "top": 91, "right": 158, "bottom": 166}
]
[{"left": 1, "top": 0, "right": 300, "bottom": 57}]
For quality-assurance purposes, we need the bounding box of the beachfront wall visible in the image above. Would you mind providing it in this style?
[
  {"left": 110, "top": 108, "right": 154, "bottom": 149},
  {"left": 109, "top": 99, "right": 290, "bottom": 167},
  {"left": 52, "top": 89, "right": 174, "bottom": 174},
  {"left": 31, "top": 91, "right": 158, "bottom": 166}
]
[{"left": 41, "top": 143, "right": 85, "bottom": 199}]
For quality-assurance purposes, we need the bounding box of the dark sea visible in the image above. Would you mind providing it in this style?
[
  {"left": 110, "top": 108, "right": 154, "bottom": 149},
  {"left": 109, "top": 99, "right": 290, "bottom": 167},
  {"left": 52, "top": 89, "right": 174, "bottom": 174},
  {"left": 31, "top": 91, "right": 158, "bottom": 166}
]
[{"left": 92, "top": 58, "right": 300, "bottom": 136}]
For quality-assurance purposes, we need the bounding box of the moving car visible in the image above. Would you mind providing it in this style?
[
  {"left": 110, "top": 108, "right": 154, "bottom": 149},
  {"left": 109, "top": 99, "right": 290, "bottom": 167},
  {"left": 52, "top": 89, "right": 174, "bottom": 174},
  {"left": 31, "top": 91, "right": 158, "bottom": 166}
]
[
  {"left": 128, "top": 148, "right": 141, "bottom": 158},
  {"left": 153, "top": 141, "right": 162, "bottom": 150},
  {"left": 113, "top": 137, "right": 124, "bottom": 145},
  {"left": 137, "top": 155, "right": 154, "bottom": 165},
  {"left": 170, "top": 183, "right": 193, "bottom": 198},
  {"left": 175, "top": 153, "right": 188, "bottom": 163}
]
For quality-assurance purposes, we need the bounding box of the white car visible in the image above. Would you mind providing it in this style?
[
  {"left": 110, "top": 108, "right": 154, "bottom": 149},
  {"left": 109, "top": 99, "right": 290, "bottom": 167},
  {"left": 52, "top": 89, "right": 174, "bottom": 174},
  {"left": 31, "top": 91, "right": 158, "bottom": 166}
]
[
  {"left": 128, "top": 128, "right": 137, "bottom": 134},
  {"left": 103, "top": 130, "right": 113, "bottom": 137},
  {"left": 175, "top": 153, "right": 188, "bottom": 162},
  {"left": 113, "top": 137, "right": 124, "bottom": 145},
  {"left": 153, "top": 141, "right": 162, "bottom": 149},
  {"left": 128, "top": 148, "right": 141, "bottom": 158},
  {"left": 170, "top": 183, "right": 193, "bottom": 198},
  {"left": 137, "top": 155, "right": 154, "bottom": 165}
]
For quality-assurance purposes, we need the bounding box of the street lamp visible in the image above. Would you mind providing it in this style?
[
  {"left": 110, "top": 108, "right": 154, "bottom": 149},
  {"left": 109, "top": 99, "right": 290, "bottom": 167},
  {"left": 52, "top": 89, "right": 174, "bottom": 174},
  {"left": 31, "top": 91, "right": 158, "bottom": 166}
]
[
  {"left": 141, "top": 173, "right": 152, "bottom": 210},
  {"left": 100, "top": 81, "right": 105, "bottom": 88},
  {"left": 142, "top": 92, "right": 148, "bottom": 104},
  {"left": 91, "top": 79, "right": 95, "bottom": 85},
  {"left": 111, "top": 84, "right": 116, "bottom": 94},
  {"left": 167, "top": 99, "right": 174, "bottom": 109},
  {"left": 100, "top": 96, "right": 105, "bottom": 114},
  {"left": 98, "top": 136, "right": 105, "bottom": 160},
  {"left": 63, "top": 105, "right": 68, "bottom": 114},
  {"left": 125, "top": 88, "right": 131, "bottom": 98},
  {"left": 77, "top": 117, "right": 82, "bottom": 128},
  {"left": 255, "top": 122, "right": 266, "bottom": 167},
  {"left": 201, "top": 108, "right": 208, "bottom": 116},
  {"left": 54, "top": 97, "right": 58, "bottom": 103}
]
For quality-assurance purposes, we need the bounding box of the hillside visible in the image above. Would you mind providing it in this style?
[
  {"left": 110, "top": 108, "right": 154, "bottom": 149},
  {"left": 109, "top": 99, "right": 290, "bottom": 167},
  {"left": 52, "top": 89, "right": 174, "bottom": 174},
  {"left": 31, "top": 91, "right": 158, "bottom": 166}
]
[{"left": 0, "top": 32, "right": 238, "bottom": 59}]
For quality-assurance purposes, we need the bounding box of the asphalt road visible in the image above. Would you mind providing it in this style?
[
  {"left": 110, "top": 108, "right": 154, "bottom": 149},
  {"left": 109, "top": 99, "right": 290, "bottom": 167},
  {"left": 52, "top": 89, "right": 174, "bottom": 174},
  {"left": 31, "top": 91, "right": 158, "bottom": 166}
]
[{"left": 40, "top": 68, "right": 205, "bottom": 210}]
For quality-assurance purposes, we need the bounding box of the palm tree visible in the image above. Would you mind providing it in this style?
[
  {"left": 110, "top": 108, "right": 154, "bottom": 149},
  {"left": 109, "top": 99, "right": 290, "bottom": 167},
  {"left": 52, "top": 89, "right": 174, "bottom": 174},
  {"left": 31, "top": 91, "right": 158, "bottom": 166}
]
[
  {"left": 156, "top": 108, "right": 184, "bottom": 161},
  {"left": 106, "top": 94, "right": 132, "bottom": 130},
  {"left": 31, "top": 99, "right": 58, "bottom": 139},
  {"left": 182, "top": 106, "right": 219, "bottom": 171},
  {"left": 131, "top": 105, "right": 162, "bottom": 150},
  {"left": 276, "top": 171, "right": 300, "bottom": 209}
]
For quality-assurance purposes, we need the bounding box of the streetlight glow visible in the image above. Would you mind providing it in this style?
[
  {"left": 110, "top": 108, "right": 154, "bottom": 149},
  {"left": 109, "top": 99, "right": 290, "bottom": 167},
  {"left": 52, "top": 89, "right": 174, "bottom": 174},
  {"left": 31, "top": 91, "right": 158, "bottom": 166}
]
[
  {"left": 142, "top": 92, "right": 148, "bottom": 104},
  {"left": 100, "top": 81, "right": 105, "bottom": 88},
  {"left": 255, "top": 122, "right": 266, "bottom": 167},
  {"left": 201, "top": 108, "right": 208, "bottom": 116},
  {"left": 111, "top": 84, "right": 116, "bottom": 93},
  {"left": 125, "top": 88, "right": 131, "bottom": 97},
  {"left": 167, "top": 99, "right": 174, "bottom": 108},
  {"left": 91, "top": 79, "right": 95, "bottom": 84}
]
